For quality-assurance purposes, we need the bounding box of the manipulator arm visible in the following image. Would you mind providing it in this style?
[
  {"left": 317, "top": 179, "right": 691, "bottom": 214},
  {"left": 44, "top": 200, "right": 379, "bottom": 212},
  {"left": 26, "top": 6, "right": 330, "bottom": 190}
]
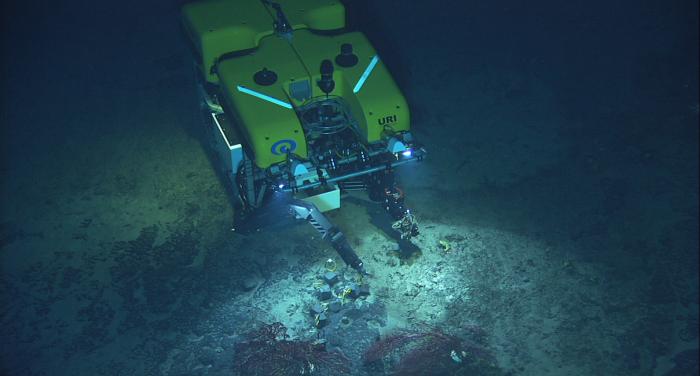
[
  {"left": 368, "top": 171, "right": 420, "bottom": 240},
  {"left": 384, "top": 185, "right": 420, "bottom": 240},
  {"left": 289, "top": 199, "right": 367, "bottom": 274}
]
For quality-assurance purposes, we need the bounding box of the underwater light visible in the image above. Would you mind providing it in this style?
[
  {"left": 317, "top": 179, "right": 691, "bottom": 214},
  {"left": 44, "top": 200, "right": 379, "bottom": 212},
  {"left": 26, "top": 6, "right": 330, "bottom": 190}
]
[
  {"left": 402, "top": 149, "right": 413, "bottom": 157},
  {"left": 237, "top": 85, "right": 293, "bottom": 109},
  {"left": 278, "top": 183, "right": 285, "bottom": 189},
  {"left": 353, "top": 55, "right": 379, "bottom": 93}
]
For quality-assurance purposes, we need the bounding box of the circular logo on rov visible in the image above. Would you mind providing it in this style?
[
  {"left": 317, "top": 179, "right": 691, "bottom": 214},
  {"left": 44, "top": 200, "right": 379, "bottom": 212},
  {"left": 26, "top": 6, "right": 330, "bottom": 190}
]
[{"left": 271, "top": 139, "right": 297, "bottom": 155}]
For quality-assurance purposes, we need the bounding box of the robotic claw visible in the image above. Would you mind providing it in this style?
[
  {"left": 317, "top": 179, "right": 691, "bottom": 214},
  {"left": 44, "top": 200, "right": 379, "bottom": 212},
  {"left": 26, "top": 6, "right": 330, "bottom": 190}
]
[
  {"left": 384, "top": 186, "right": 420, "bottom": 240},
  {"left": 289, "top": 199, "right": 367, "bottom": 275},
  {"left": 288, "top": 169, "right": 420, "bottom": 275},
  {"left": 367, "top": 169, "right": 420, "bottom": 240}
]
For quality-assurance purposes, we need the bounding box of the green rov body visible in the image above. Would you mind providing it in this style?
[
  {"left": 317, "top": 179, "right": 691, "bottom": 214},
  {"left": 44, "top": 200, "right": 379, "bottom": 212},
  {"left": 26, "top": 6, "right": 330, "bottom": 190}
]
[{"left": 182, "top": 0, "right": 424, "bottom": 271}]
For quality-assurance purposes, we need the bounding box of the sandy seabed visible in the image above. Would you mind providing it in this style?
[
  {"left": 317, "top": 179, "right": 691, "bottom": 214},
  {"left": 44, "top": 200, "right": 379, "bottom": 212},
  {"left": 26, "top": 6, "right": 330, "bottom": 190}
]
[{"left": 1, "top": 1, "right": 697, "bottom": 375}]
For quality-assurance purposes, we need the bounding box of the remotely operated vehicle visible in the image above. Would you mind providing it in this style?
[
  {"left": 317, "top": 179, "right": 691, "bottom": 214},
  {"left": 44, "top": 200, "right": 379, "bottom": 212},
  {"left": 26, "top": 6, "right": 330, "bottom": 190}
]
[{"left": 182, "top": 0, "right": 425, "bottom": 274}]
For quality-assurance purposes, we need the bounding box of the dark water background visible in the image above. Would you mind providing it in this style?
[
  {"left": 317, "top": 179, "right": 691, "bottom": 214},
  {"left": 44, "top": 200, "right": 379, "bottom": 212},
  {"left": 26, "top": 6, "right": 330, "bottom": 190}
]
[{"left": 1, "top": 0, "right": 698, "bottom": 375}]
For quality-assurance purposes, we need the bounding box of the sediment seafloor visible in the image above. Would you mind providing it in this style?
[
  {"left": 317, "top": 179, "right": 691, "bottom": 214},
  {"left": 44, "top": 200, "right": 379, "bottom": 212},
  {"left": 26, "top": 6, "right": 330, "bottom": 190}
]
[{"left": 1, "top": 1, "right": 698, "bottom": 375}]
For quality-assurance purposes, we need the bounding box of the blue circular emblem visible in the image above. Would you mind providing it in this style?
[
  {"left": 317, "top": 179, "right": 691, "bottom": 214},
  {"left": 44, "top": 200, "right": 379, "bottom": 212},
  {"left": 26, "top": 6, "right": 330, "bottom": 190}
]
[{"left": 271, "top": 139, "right": 297, "bottom": 155}]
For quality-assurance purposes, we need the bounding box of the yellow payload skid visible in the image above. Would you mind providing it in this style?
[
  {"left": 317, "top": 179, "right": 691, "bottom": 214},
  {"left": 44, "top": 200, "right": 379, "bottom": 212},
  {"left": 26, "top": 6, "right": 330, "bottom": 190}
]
[{"left": 182, "top": 0, "right": 424, "bottom": 272}]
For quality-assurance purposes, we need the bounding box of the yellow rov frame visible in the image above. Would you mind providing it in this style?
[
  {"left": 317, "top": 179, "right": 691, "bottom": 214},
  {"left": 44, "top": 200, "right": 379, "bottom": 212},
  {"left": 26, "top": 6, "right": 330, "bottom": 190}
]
[{"left": 182, "top": 0, "right": 423, "bottom": 218}]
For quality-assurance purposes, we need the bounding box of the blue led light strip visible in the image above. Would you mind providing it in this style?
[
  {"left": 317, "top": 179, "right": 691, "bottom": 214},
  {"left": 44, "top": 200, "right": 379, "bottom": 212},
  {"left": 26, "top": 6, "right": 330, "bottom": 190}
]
[
  {"left": 353, "top": 55, "right": 379, "bottom": 94},
  {"left": 237, "top": 85, "right": 292, "bottom": 109}
]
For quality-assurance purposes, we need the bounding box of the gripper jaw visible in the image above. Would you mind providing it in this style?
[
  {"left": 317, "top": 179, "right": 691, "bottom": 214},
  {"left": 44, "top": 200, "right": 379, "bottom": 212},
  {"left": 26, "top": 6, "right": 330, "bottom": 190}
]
[{"left": 289, "top": 200, "right": 366, "bottom": 274}]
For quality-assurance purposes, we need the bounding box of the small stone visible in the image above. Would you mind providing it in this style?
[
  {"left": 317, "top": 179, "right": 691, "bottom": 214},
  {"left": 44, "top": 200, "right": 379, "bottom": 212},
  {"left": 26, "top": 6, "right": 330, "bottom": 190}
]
[
  {"left": 319, "top": 285, "right": 332, "bottom": 300},
  {"left": 358, "top": 284, "right": 370, "bottom": 296},
  {"left": 241, "top": 278, "right": 258, "bottom": 291},
  {"left": 329, "top": 299, "right": 342, "bottom": 313},
  {"left": 347, "top": 283, "right": 360, "bottom": 299},
  {"left": 310, "top": 303, "right": 324, "bottom": 316},
  {"left": 323, "top": 271, "right": 338, "bottom": 285},
  {"left": 315, "top": 312, "right": 328, "bottom": 328}
]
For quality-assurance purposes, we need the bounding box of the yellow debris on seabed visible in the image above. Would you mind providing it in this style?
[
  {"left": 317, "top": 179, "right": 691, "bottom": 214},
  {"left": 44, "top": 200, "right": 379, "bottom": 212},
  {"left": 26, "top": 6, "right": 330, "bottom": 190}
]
[{"left": 438, "top": 239, "right": 451, "bottom": 252}]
